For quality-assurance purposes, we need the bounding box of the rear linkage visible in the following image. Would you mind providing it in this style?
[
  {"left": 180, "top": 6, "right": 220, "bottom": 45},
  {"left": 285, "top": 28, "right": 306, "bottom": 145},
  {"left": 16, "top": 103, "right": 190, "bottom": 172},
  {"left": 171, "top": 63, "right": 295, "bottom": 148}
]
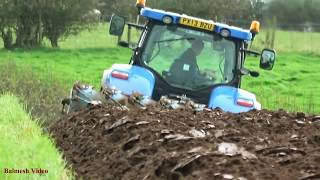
[
  {"left": 62, "top": 82, "right": 208, "bottom": 114},
  {"left": 61, "top": 81, "right": 103, "bottom": 114}
]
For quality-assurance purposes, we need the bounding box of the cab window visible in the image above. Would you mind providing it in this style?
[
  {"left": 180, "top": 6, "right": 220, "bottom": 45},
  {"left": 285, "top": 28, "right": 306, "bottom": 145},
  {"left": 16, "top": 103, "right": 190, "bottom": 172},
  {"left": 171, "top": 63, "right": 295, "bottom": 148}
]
[{"left": 142, "top": 24, "right": 236, "bottom": 90}]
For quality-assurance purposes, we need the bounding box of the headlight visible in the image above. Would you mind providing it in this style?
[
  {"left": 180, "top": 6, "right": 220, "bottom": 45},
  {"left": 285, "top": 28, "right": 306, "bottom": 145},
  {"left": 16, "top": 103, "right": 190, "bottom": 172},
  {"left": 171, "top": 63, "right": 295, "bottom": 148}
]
[
  {"left": 220, "top": 29, "right": 230, "bottom": 37},
  {"left": 163, "top": 16, "right": 173, "bottom": 24}
]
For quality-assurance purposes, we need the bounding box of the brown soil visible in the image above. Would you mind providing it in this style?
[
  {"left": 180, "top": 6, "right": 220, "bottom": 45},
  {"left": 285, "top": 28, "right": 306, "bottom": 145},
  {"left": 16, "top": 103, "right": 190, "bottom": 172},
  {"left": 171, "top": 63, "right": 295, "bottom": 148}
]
[{"left": 50, "top": 105, "right": 320, "bottom": 180}]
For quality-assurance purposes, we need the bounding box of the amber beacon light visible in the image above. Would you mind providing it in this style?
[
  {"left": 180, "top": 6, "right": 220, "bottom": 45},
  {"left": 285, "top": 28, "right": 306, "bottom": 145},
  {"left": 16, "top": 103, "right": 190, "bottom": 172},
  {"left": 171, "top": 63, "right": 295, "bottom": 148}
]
[
  {"left": 250, "top": 21, "right": 260, "bottom": 34},
  {"left": 136, "top": 0, "right": 146, "bottom": 8}
]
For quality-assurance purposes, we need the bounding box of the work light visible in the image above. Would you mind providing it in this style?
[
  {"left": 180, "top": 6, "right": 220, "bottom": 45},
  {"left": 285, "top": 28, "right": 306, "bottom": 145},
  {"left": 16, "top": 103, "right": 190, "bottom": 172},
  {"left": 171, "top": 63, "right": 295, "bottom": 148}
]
[
  {"left": 163, "top": 16, "right": 173, "bottom": 24},
  {"left": 220, "top": 29, "right": 230, "bottom": 37},
  {"left": 250, "top": 21, "right": 260, "bottom": 34},
  {"left": 136, "top": 0, "right": 146, "bottom": 8}
]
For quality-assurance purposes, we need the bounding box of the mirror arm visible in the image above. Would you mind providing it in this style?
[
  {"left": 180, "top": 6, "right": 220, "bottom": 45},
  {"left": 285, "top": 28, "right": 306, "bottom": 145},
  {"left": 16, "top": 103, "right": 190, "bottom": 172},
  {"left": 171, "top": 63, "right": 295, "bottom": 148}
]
[
  {"left": 239, "top": 68, "right": 250, "bottom": 76},
  {"left": 118, "top": 41, "right": 139, "bottom": 51},
  {"left": 118, "top": 41, "right": 129, "bottom": 48},
  {"left": 127, "top": 22, "right": 145, "bottom": 30},
  {"left": 239, "top": 68, "right": 259, "bottom": 77},
  {"left": 249, "top": 70, "right": 260, "bottom": 77},
  {"left": 240, "top": 48, "right": 261, "bottom": 57}
]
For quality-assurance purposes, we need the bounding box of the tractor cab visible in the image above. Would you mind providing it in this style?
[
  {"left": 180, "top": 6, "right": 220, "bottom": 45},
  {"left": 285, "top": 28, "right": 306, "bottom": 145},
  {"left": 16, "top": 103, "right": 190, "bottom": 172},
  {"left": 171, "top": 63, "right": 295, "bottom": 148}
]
[
  {"left": 141, "top": 22, "right": 236, "bottom": 90},
  {"left": 102, "top": 3, "right": 276, "bottom": 112}
]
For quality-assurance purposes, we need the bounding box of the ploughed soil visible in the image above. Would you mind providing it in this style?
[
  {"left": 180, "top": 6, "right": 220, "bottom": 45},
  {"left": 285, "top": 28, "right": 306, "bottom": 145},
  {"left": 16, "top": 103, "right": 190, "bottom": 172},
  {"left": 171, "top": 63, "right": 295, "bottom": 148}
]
[{"left": 50, "top": 105, "right": 320, "bottom": 180}]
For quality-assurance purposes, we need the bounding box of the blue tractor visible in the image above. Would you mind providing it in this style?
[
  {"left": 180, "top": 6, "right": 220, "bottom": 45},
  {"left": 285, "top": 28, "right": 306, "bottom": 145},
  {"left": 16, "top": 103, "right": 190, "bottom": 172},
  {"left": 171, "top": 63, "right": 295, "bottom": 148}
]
[{"left": 62, "top": 1, "right": 276, "bottom": 114}]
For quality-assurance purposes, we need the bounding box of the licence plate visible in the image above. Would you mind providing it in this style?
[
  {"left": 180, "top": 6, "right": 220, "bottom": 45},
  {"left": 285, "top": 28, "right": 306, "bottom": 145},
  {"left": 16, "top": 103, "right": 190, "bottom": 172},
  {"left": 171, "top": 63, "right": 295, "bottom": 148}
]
[{"left": 179, "top": 17, "right": 214, "bottom": 31}]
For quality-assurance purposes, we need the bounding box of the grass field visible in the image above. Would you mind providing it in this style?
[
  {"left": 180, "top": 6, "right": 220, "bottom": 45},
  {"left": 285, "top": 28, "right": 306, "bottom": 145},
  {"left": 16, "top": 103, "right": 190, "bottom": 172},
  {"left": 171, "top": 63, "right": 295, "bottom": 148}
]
[
  {"left": 0, "top": 24, "right": 319, "bottom": 114},
  {"left": 252, "top": 30, "right": 320, "bottom": 54},
  {"left": 0, "top": 94, "right": 73, "bottom": 180},
  {"left": 243, "top": 52, "right": 320, "bottom": 113},
  {"left": 0, "top": 24, "right": 130, "bottom": 86}
]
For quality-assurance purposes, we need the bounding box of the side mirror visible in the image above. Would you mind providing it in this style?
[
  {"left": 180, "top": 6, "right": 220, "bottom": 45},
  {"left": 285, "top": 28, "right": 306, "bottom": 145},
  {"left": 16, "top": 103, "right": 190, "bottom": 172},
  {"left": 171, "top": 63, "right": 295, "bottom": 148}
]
[
  {"left": 109, "top": 14, "right": 125, "bottom": 36},
  {"left": 260, "top": 49, "right": 276, "bottom": 70}
]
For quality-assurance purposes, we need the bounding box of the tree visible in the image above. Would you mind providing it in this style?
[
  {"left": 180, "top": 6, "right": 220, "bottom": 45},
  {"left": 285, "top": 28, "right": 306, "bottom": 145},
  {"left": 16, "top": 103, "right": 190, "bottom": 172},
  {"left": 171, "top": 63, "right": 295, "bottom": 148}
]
[
  {"left": 42, "top": 0, "right": 98, "bottom": 47},
  {"left": 265, "top": 0, "right": 320, "bottom": 31},
  {"left": 98, "top": 0, "right": 136, "bottom": 21},
  {"left": 0, "top": 0, "right": 98, "bottom": 49},
  {"left": 14, "top": 0, "right": 45, "bottom": 48},
  {"left": 250, "top": 0, "right": 265, "bottom": 20},
  {"left": 0, "top": 1, "right": 18, "bottom": 49}
]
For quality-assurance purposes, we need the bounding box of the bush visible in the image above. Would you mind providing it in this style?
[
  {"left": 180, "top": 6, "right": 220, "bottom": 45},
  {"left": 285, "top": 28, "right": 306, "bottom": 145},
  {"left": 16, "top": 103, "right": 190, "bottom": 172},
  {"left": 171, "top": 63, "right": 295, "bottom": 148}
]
[{"left": 0, "top": 60, "right": 67, "bottom": 126}]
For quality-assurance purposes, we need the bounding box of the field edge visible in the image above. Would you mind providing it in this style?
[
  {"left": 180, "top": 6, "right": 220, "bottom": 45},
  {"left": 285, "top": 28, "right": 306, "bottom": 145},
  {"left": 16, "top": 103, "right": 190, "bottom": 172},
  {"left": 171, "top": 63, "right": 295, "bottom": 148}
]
[{"left": 0, "top": 93, "right": 74, "bottom": 180}]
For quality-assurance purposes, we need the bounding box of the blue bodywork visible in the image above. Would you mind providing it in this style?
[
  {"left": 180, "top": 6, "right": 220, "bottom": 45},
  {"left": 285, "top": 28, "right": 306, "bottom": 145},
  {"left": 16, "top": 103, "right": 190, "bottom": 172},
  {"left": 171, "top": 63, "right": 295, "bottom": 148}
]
[
  {"left": 102, "top": 65, "right": 261, "bottom": 113},
  {"left": 208, "top": 86, "right": 261, "bottom": 113},
  {"left": 102, "top": 64, "right": 155, "bottom": 97},
  {"left": 140, "top": 7, "right": 252, "bottom": 41}
]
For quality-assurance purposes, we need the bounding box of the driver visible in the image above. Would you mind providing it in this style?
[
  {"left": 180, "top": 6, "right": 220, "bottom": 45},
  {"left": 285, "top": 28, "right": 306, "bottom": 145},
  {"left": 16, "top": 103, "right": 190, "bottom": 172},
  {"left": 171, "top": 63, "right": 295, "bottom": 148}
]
[{"left": 168, "top": 39, "right": 212, "bottom": 86}]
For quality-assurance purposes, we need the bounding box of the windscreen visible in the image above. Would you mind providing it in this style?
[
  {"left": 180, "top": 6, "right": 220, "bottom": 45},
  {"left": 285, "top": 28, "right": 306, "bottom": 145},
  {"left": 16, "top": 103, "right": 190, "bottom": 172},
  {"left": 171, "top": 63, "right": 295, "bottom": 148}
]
[{"left": 142, "top": 24, "right": 236, "bottom": 90}]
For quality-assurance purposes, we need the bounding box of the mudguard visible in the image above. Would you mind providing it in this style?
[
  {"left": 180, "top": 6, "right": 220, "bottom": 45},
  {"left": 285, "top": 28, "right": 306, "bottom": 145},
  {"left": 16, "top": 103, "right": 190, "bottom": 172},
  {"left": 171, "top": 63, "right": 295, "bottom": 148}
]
[
  {"left": 208, "top": 86, "right": 261, "bottom": 113},
  {"left": 63, "top": 63, "right": 155, "bottom": 113},
  {"left": 101, "top": 64, "right": 155, "bottom": 97}
]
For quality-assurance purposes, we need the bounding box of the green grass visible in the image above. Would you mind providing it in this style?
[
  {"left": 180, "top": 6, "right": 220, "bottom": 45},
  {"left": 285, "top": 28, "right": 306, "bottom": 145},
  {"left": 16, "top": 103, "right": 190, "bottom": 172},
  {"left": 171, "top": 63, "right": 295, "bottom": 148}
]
[
  {"left": 243, "top": 52, "right": 320, "bottom": 113},
  {"left": 0, "top": 24, "right": 131, "bottom": 86},
  {"left": 0, "top": 94, "right": 73, "bottom": 180},
  {"left": 0, "top": 24, "right": 319, "bottom": 114},
  {"left": 0, "top": 60, "right": 69, "bottom": 126},
  {"left": 252, "top": 29, "right": 320, "bottom": 54},
  {"left": 0, "top": 47, "right": 130, "bottom": 86}
]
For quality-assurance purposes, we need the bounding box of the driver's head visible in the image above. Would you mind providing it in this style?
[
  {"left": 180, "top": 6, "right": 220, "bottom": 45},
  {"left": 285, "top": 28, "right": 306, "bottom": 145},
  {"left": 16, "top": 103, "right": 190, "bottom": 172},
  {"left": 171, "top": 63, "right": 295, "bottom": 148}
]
[{"left": 191, "top": 39, "right": 204, "bottom": 56}]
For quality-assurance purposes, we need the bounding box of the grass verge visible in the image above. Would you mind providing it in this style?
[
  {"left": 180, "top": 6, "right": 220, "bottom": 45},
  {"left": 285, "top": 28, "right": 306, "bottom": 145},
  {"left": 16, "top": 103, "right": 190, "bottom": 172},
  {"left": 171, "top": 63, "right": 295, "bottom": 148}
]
[
  {"left": 0, "top": 94, "right": 73, "bottom": 180},
  {"left": 0, "top": 60, "right": 68, "bottom": 126}
]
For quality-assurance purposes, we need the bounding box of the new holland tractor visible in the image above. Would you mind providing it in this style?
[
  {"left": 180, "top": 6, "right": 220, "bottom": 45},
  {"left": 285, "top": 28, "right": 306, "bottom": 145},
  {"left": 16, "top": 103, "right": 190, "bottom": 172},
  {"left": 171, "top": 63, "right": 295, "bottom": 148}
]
[{"left": 62, "top": 0, "right": 276, "bottom": 114}]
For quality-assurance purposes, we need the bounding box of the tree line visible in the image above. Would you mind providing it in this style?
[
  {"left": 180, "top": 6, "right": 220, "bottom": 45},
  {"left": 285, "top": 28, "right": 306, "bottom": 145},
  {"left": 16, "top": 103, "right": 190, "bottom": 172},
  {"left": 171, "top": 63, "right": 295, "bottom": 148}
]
[
  {"left": 98, "top": 0, "right": 320, "bottom": 30},
  {"left": 0, "top": 0, "right": 98, "bottom": 49},
  {"left": 98, "top": 0, "right": 264, "bottom": 27},
  {"left": 0, "top": 0, "right": 319, "bottom": 49},
  {"left": 267, "top": 0, "right": 320, "bottom": 31}
]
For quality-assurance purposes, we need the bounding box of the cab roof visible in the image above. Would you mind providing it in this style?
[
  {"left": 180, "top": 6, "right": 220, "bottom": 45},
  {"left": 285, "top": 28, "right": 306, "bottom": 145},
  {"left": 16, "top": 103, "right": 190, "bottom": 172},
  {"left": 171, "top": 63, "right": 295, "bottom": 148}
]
[{"left": 141, "top": 7, "right": 252, "bottom": 41}]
